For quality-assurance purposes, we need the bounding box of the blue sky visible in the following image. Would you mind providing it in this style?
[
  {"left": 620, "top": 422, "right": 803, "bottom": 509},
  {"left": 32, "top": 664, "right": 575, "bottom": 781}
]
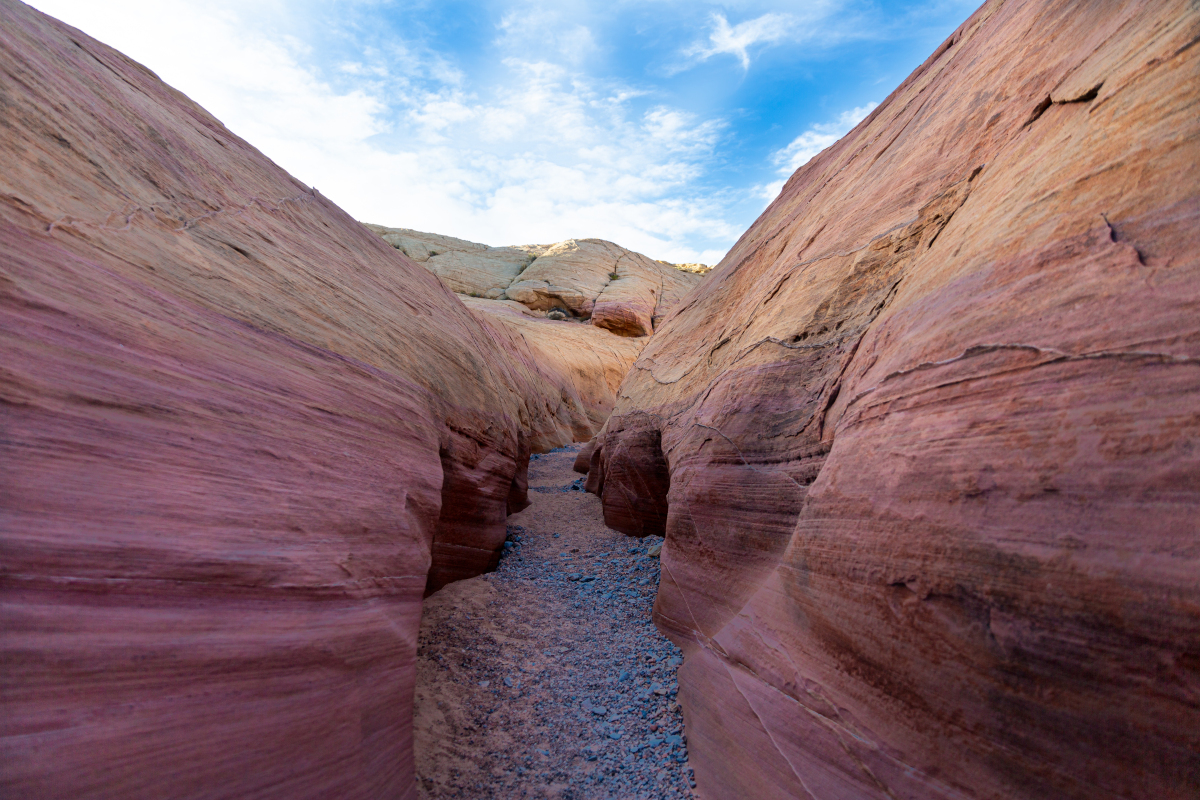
[{"left": 29, "top": 0, "right": 978, "bottom": 264}]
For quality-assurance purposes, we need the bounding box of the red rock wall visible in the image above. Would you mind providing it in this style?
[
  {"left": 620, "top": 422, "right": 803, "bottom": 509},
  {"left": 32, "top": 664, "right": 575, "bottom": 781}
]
[
  {"left": 0, "top": 1, "right": 591, "bottom": 796},
  {"left": 596, "top": 0, "right": 1200, "bottom": 797}
]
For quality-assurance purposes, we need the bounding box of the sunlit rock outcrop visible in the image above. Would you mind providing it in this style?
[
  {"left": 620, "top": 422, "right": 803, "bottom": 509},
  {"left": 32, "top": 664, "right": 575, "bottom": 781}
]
[
  {"left": 461, "top": 297, "right": 645, "bottom": 430},
  {"left": 365, "top": 224, "right": 705, "bottom": 337},
  {"left": 591, "top": 0, "right": 1200, "bottom": 797},
  {"left": 366, "top": 225, "right": 706, "bottom": 431},
  {"left": 0, "top": 1, "right": 594, "bottom": 796}
]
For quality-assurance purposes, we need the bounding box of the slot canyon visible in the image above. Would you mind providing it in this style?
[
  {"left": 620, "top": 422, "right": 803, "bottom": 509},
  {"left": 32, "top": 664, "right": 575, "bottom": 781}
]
[{"left": 1, "top": 0, "right": 1197, "bottom": 798}]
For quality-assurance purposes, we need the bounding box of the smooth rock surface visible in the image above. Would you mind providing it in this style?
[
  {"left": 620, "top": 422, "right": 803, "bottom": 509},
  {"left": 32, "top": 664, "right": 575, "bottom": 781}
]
[
  {"left": 0, "top": 3, "right": 590, "bottom": 798},
  {"left": 365, "top": 225, "right": 705, "bottom": 337},
  {"left": 593, "top": 0, "right": 1200, "bottom": 798},
  {"left": 461, "top": 297, "right": 646, "bottom": 430},
  {"left": 364, "top": 224, "right": 534, "bottom": 299}
]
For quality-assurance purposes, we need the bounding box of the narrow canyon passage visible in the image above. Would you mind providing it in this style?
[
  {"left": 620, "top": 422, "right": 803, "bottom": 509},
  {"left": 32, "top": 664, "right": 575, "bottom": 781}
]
[{"left": 412, "top": 445, "right": 696, "bottom": 799}]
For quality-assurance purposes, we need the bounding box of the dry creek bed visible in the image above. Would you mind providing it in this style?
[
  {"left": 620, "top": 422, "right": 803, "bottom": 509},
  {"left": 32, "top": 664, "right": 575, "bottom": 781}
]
[{"left": 413, "top": 444, "right": 696, "bottom": 799}]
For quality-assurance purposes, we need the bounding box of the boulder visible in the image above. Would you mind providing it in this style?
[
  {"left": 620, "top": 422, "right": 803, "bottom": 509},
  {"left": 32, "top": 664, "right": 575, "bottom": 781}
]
[
  {"left": 363, "top": 223, "right": 533, "bottom": 297},
  {"left": 365, "top": 226, "right": 705, "bottom": 336},
  {"left": 0, "top": 3, "right": 590, "bottom": 797},
  {"left": 573, "top": 440, "right": 596, "bottom": 474},
  {"left": 518, "top": 238, "right": 701, "bottom": 337},
  {"left": 594, "top": 0, "right": 1200, "bottom": 797}
]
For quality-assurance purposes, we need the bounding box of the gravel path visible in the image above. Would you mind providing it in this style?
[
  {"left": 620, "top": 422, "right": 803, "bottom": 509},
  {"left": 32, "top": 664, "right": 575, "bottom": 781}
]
[{"left": 413, "top": 444, "right": 696, "bottom": 799}]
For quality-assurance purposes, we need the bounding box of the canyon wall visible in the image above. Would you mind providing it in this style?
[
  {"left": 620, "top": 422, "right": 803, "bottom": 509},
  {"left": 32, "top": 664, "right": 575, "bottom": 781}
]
[
  {"left": 364, "top": 225, "right": 704, "bottom": 430},
  {"left": 366, "top": 224, "right": 705, "bottom": 337},
  {"left": 593, "top": 0, "right": 1200, "bottom": 797},
  {"left": 460, "top": 296, "right": 645, "bottom": 430},
  {"left": 0, "top": 1, "right": 589, "bottom": 796}
]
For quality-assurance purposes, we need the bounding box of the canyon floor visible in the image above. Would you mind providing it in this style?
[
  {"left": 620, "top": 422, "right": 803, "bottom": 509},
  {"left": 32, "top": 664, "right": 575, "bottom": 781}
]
[{"left": 412, "top": 444, "right": 696, "bottom": 799}]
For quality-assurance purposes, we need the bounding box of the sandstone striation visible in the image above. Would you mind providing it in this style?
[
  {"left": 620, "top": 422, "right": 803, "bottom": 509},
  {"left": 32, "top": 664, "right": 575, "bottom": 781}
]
[
  {"left": 0, "top": 2, "right": 592, "bottom": 797},
  {"left": 591, "top": 0, "right": 1200, "bottom": 798},
  {"left": 364, "top": 224, "right": 533, "bottom": 299},
  {"left": 461, "top": 297, "right": 645, "bottom": 430},
  {"left": 365, "top": 224, "right": 704, "bottom": 337}
]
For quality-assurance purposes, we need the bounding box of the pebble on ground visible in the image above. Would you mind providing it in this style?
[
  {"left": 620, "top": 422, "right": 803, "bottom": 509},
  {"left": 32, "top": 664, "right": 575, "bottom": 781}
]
[{"left": 413, "top": 444, "right": 696, "bottom": 799}]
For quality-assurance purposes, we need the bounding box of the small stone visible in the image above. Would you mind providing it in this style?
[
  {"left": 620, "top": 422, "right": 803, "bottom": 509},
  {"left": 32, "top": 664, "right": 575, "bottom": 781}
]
[
  {"left": 647, "top": 543, "right": 662, "bottom": 557},
  {"left": 504, "top": 676, "right": 514, "bottom": 687},
  {"left": 553, "top": 533, "right": 560, "bottom": 538},
  {"left": 608, "top": 731, "right": 622, "bottom": 740},
  {"left": 479, "top": 680, "right": 490, "bottom": 688}
]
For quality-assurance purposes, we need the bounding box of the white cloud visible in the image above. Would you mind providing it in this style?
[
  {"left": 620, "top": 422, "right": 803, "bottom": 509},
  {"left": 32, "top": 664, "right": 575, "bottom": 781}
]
[
  {"left": 672, "top": 3, "right": 848, "bottom": 74},
  {"left": 496, "top": 9, "right": 599, "bottom": 67},
  {"left": 752, "top": 103, "right": 877, "bottom": 208},
  {"left": 756, "top": 179, "right": 787, "bottom": 203},
  {"left": 26, "top": 0, "right": 740, "bottom": 264},
  {"left": 686, "top": 12, "right": 797, "bottom": 70},
  {"left": 772, "top": 102, "right": 877, "bottom": 174}
]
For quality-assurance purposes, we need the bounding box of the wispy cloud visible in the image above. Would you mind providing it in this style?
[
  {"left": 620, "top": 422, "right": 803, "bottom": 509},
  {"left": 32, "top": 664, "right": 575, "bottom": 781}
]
[
  {"left": 773, "top": 102, "right": 877, "bottom": 172},
  {"left": 496, "top": 9, "right": 599, "bottom": 66},
  {"left": 27, "top": 0, "right": 975, "bottom": 264},
  {"left": 671, "top": 2, "right": 851, "bottom": 74},
  {"left": 685, "top": 12, "right": 798, "bottom": 71},
  {"left": 758, "top": 102, "right": 877, "bottom": 203},
  {"left": 26, "top": 0, "right": 738, "bottom": 264}
]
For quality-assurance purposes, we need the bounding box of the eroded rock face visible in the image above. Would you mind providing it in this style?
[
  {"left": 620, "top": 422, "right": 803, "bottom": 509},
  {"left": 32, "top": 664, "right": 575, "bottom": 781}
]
[
  {"left": 365, "top": 225, "right": 705, "bottom": 337},
  {"left": 594, "top": 0, "right": 1200, "bottom": 797},
  {"left": 364, "top": 223, "right": 534, "bottom": 299},
  {"left": 462, "top": 296, "right": 645, "bottom": 431},
  {"left": 0, "top": 3, "right": 591, "bottom": 797}
]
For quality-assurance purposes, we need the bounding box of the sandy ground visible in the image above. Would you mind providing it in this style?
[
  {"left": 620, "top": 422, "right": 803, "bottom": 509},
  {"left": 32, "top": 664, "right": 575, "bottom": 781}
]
[{"left": 413, "top": 444, "right": 696, "bottom": 799}]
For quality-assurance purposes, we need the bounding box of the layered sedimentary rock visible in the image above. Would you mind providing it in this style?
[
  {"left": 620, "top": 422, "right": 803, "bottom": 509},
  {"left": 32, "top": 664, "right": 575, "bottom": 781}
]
[
  {"left": 366, "top": 226, "right": 701, "bottom": 423},
  {"left": 366, "top": 224, "right": 704, "bottom": 337},
  {"left": 0, "top": 2, "right": 590, "bottom": 797},
  {"left": 365, "top": 224, "right": 534, "bottom": 299},
  {"left": 593, "top": 0, "right": 1200, "bottom": 797},
  {"left": 461, "top": 297, "right": 645, "bottom": 429}
]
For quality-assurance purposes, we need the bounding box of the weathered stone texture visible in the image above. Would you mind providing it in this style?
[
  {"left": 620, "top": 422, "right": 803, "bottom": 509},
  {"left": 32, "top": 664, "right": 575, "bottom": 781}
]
[
  {"left": 594, "top": 0, "right": 1200, "bottom": 797},
  {"left": 366, "top": 225, "right": 704, "bottom": 337},
  {"left": 0, "top": 2, "right": 590, "bottom": 797}
]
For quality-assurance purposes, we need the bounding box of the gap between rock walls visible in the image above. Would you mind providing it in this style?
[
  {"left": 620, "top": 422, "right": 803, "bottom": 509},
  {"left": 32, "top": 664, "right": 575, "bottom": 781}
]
[
  {"left": 413, "top": 444, "right": 696, "bottom": 799},
  {"left": 4, "top": 1, "right": 1196, "bottom": 799}
]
